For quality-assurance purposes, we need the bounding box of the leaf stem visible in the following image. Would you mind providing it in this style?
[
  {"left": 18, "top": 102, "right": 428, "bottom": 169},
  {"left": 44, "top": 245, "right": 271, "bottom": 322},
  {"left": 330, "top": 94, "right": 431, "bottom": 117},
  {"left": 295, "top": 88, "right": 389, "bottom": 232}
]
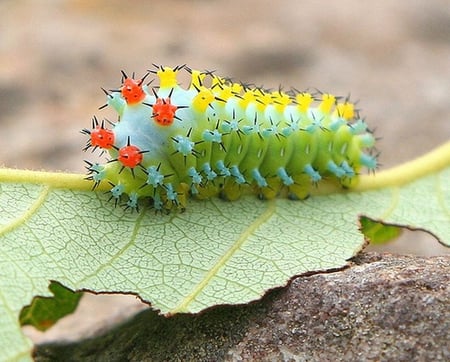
[
  {"left": 0, "top": 141, "right": 448, "bottom": 193},
  {"left": 0, "top": 168, "right": 93, "bottom": 190},
  {"left": 353, "top": 140, "right": 450, "bottom": 191}
]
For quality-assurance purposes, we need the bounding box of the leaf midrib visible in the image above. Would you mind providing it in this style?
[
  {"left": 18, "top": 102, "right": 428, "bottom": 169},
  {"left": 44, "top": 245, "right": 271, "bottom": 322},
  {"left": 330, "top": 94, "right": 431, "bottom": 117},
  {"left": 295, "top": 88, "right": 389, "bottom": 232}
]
[{"left": 170, "top": 200, "right": 277, "bottom": 313}]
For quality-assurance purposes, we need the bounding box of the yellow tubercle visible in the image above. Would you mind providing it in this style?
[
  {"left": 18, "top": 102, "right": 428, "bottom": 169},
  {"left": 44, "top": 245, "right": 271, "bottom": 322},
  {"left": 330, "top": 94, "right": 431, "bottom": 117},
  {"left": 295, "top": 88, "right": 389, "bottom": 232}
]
[
  {"left": 190, "top": 70, "right": 206, "bottom": 90},
  {"left": 214, "top": 82, "right": 237, "bottom": 102},
  {"left": 211, "top": 75, "right": 225, "bottom": 89},
  {"left": 157, "top": 67, "right": 179, "bottom": 89},
  {"left": 238, "top": 90, "right": 256, "bottom": 109},
  {"left": 271, "top": 91, "right": 291, "bottom": 112},
  {"left": 230, "top": 82, "right": 243, "bottom": 95},
  {"left": 254, "top": 91, "right": 273, "bottom": 112},
  {"left": 319, "top": 94, "right": 336, "bottom": 114},
  {"left": 192, "top": 88, "right": 215, "bottom": 113},
  {"left": 296, "top": 92, "right": 314, "bottom": 113},
  {"left": 334, "top": 102, "right": 355, "bottom": 120}
]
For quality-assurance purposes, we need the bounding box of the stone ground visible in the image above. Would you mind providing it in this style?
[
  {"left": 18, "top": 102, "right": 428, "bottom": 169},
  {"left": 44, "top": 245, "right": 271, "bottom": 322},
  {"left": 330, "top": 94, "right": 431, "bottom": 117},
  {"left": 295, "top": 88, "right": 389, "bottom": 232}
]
[
  {"left": 1, "top": 0, "right": 448, "bottom": 346},
  {"left": 34, "top": 253, "right": 450, "bottom": 361}
]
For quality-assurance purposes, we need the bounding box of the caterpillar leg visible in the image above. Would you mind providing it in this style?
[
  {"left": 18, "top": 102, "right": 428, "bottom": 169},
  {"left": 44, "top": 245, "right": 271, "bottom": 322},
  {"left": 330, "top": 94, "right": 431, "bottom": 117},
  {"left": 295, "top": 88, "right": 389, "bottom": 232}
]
[
  {"left": 287, "top": 175, "right": 312, "bottom": 200},
  {"left": 256, "top": 177, "right": 283, "bottom": 200},
  {"left": 220, "top": 178, "right": 242, "bottom": 201}
]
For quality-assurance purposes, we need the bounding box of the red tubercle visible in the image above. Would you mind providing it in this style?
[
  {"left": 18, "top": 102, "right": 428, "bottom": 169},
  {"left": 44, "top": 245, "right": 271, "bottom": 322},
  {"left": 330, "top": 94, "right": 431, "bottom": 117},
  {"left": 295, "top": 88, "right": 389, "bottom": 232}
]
[
  {"left": 90, "top": 126, "right": 115, "bottom": 149},
  {"left": 152, "top": 97, "right": 178, "bottom": 126},
  {"left": 121, "top": 77, "right": 146, "bottom": 105},
  {"left": 118, "top": 144, "right": 143, "bottom": 168}
]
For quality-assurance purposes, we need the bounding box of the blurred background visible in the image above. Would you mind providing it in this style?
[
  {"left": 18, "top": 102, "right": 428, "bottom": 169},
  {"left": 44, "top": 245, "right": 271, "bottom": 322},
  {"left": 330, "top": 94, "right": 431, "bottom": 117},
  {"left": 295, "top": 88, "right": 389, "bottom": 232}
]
[{"left": 1, "top": 0, "right": 448, "bottom": 345}]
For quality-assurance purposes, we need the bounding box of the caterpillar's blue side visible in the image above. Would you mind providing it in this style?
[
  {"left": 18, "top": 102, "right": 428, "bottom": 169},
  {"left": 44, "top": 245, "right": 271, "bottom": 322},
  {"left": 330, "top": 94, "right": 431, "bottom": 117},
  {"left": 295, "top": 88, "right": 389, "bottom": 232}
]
[{"left": 83, "top": 65, "right": 377, "bottom": 211}]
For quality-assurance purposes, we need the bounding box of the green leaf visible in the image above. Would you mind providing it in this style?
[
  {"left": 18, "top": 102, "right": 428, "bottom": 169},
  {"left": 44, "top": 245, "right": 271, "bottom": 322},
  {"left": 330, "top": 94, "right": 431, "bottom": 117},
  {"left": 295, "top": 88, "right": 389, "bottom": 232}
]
[
  {"left": 19, "top": 281, "right": 82, "bottom": 332},
  {"left": 356, "top": 168, "right": 449, "bottom": 244},
  {"left": 0, "top": 142, "right": 449, "bottom": 360},
  {"left": 360, "top": 217, "right": 403, "bottom": 245}
]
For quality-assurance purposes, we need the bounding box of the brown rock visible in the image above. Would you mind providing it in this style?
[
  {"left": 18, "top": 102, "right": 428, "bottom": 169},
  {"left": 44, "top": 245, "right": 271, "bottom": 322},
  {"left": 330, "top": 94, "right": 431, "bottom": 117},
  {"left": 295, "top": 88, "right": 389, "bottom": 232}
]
[{"left": 34, "top": 253, "right": 449, "bottom": 361}]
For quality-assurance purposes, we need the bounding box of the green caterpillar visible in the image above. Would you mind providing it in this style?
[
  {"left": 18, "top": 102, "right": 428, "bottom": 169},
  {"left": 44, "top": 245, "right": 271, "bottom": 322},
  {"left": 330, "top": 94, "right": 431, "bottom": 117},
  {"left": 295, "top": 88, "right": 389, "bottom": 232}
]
[{"left": 83, "top": 64, "right": 377, "bottom": 211}]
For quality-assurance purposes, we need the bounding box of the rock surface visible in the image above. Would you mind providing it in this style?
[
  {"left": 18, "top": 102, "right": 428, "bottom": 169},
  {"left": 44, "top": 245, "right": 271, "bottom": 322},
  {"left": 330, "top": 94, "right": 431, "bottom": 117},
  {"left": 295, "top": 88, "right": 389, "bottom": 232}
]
[{"left": 34, "top": 253, "right": 449, "bottom": 361}]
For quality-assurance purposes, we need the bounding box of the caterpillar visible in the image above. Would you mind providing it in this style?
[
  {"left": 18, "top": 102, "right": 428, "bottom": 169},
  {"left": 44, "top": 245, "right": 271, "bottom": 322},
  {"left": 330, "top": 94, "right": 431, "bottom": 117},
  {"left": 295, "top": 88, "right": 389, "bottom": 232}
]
[{"left": 82, "top": 64, "right": 377, "bottom": 211}]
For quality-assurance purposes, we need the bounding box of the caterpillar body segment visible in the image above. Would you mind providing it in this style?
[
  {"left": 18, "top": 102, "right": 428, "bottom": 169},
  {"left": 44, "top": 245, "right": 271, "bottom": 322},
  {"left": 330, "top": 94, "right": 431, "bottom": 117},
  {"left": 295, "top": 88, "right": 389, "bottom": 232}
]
[{"left": 84, "top": 65, "right": 377, "bottom": 211}]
